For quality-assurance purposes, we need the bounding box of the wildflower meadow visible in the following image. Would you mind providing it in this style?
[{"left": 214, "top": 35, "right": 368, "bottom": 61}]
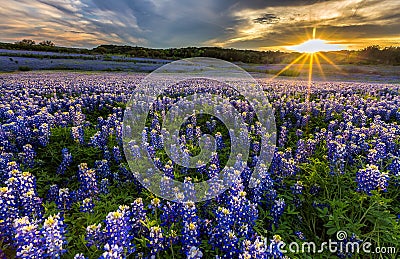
[{"left": 0, "top": 70, "right": 399, "bottom": 259}]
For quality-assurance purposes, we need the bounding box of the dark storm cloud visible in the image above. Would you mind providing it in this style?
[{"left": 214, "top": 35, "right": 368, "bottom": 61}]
[
  {"left": 253, "top": 14, "right": 280, "bottom": 24},
  {"left": 89, "top": 0, "right": 235, "bottom": 47}
]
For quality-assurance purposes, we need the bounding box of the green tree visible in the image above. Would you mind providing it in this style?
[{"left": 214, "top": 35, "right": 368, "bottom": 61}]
[
  {"left": 39, "top": 40, "right": 55, "bottom": 46},
  {"left": 16, "top": 39, "right": 36, "bottom": 46}
]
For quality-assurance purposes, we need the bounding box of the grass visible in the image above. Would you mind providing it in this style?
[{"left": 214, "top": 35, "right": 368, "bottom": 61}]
[
  {"left": 266, "top": 69, "right": 300, "bottom": 77},
  {"left": 18, "top": 66, "right": 32, "bottom": 71}
]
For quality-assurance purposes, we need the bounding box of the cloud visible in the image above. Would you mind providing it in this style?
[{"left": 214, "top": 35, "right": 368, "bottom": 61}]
[
  {"left": 0, "top": 0, "right": 147, "bottom": 47},
  {"left": 212, "top": 0, "right": 400, "bottom": 49},
  {"left": 0, "top": 0, "right": 398, "bottom": 49},
  {"left": 253, "top": 14, "right": 280, "bottom": 24},
  {"left": 90, "top": 0, "right": 237, "bottom": 47}
]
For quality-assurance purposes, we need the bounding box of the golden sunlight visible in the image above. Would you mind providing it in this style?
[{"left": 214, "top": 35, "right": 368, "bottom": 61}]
[
  {"left": 286, "top": 39, "right": 346, "bottom": 53},
  {"left": 270, "top": 28, "right": 347, "bottom": 120}
]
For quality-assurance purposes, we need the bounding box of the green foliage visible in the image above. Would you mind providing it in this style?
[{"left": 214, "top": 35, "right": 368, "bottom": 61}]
[
  {"left": 266, "top": 69, "right": 301, "bottom": 77},
  {"left": 253, "top": 154, "right": 400, "bottom": 258},
  {"left": 34, "top": 126, "right": 103, "bottom": 195},
  {"left": 17, "top": 66, "right": 31, "bottom": 71}
]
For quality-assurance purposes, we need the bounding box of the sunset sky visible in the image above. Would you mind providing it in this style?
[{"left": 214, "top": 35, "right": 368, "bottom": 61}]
[{"left": 1, "top": 0, "right": 399, "bottom": 50}]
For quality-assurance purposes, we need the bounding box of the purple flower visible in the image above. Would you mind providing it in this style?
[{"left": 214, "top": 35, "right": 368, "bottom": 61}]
[
  {"left": 148, "top": 225, "right": 165, "bottom": 256},
  {"left": 388, "top": 156, "right": 400, "bottom": 177},
  {"left": 181, "top": 202, "right": 201, "bottom": 256},
  {"left": 80, "top": 198, "right": 95, "bottom": 213},
  {"left": 42, "top": 213, "right": 67, "bottom": 258},
  {"left": 270, "top": 198, "right": 286, "bottom": 228},
  {"left": 13, "top": 216, "right": 44, "bottom": 259},
  {"left": 187, "top": 246, "right": 203, "bottom": 259},
  {"left": 38, "top": 123, "right": 50, "bottom": 147},
  {"left": 356, "top": 164, "right": 389, "bottom": 195},
  {"left": 99, "top": 244, "right": 124, "bottom": 259},
  {"left": 129, "top": 198, "right": 146, "bottom": 236},
  {"left": 86, "top": 223, "right": 104, "bottom": 249},
  {"left": 74, "top": 253, "right": 87, "bottom": 259},
  {"left": 95, "top": 160, "right": 111, "bottom": 180},
  {"left": 1, "top": 187, "right": 18, "bottom": 244},
  {"left": 112, "top": 146, "right": 122, "bottom": 164},
  {"left": 77, "top": 163, "right": 98, "bottom": 200},
  {"left": 57, "top": 148, "right": 72, "bottom": 175},
  {"left": 56, "top": 188, "right": 72, "bottom": 212},
  {"left": 20, "top": 144, "right": 36, "bottom": 168},
  {"left": 210, "top": 206, "right": 239, "bottom": 258},
  {"left": 99, "top": 178, "right": 110, "bottom": 195},
  {"left": 103, "top": 206, "right": 135, "bottom": 255},
  {"left": 239, "top": 235, "right": 284, "bottom": 259},
  {"left": 215, "top": 132, "right": 225, "bottom": 151},
  {"left": 71, "top": 126, "right": 85, "bottom": 145}
]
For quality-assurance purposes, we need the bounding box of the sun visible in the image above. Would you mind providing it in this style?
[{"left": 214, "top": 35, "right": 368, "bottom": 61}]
[
  {"left": 287, "top": 39, "right": 345, "bottom": 53},
  {"left": 286, "top": 27, "right": 346, "bottom": 53},
  {"left": 269, "top": 27, "right": 347, "bottom": 124}
]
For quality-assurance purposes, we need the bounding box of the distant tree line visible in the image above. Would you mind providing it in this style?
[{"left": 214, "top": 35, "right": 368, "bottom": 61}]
[
  {"left": 0, "top": 40, "right": 90, "bottom": 54},
  {"left": 1, "top": 40, "right": 399, "bottom": 65},
  {"left": 93, "top": 45, "right": 289, "bottom": 64},
  {"left": 322, "top": 45, "right": 400, "bottom": 66}
]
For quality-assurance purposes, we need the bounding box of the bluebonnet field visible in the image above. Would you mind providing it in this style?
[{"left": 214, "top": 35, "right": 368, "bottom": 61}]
[
  {"left": 0, "top": 71, "right": 399, "bottom": 259},
  {"left": 0, "top": 49, "right": 169, "bottom": 72}
]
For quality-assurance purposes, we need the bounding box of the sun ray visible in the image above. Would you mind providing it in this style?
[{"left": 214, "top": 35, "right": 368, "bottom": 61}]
[
  {"left": 269, "top": 53, "right": 307, "bottom": 80},
  {"left": 321, "top": 50, "right": 379, "bottom": 63},
  {"left": 295, "top": 54, "right": 310, "bottom": 76},
  {"left": 317, "top": 52, "right": 347, "bottom": 75},
  {"left": 274, "top": 27, "right": 351, "bottom": 132},
  {"left": 314, "top": 53, "right": 326, "bottom": 81},
  {"left": 307, "top": 53, "right": 313, "bottom": 106}
]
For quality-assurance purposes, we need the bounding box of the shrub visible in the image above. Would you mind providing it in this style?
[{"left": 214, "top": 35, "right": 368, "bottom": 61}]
[{"left": 18, "top": 66, "right": 32, "bottom": 71}]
